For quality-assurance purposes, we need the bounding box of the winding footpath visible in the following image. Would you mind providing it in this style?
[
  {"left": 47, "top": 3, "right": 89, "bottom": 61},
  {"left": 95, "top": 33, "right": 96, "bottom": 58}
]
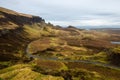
[{"left": 25, "top": 39, "right": 120, "bottom": 70}]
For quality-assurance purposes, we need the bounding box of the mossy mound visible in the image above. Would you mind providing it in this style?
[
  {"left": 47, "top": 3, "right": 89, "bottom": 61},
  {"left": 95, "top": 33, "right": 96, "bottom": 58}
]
[
  {"left": 0, "top": 64, "right": 64, "bottom": 80},
  {"left": 33, "top": 59, "right": 68, "bottom": 72}
]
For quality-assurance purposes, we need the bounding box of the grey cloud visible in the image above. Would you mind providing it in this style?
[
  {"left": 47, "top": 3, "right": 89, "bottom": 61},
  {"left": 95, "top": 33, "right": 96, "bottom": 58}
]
[{"left": 0, "top": 0, "right": 120, "bottom": 27}]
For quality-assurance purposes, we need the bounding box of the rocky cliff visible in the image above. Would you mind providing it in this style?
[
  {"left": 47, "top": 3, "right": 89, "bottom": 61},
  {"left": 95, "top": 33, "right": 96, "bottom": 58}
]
[
  {"left": 0, "top": 7, "right": 45, "bottom": 61},
  {"left": 0, "top": 7, "right": 44, "bottom": 30}
]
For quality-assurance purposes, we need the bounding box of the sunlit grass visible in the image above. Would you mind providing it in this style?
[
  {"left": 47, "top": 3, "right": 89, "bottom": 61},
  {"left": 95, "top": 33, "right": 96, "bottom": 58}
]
[{"left": 0, "top": 64, "right": 64, "bottom": 80}]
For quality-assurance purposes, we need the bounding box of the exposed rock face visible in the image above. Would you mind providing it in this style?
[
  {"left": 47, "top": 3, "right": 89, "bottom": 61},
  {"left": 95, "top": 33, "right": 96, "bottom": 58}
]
[
  {"left": 0, "top": 7, "right": 45, "bottom": 61},
  {"left": 0, "top": 7, "right": 45, "bottom": 39},
  {"left": 0, "top": 7, "right": 44, "bottom": 30},
  {"left": 0, "top": 12, "right": 44, "bottom": 25}
]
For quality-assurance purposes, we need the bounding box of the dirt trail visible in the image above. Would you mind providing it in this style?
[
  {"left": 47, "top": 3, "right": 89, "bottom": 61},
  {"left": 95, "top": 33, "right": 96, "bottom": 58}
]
[{"left": 26, "top": 40, "right": 120, "bottom": 71}]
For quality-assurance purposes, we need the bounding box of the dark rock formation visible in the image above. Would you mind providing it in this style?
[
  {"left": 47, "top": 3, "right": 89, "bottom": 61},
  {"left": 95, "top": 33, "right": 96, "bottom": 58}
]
[
  {"left": 0, "top": 7, "right": 44, "bottom": 30},
  {"left": 0, "top": 7, "right": 45, "bottom": 61}
]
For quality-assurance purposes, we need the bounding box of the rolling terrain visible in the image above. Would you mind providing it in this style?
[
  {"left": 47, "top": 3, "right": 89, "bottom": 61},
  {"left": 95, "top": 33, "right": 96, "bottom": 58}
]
[{"left": 0, "top": 7, "right": 120, "bottom": 80}]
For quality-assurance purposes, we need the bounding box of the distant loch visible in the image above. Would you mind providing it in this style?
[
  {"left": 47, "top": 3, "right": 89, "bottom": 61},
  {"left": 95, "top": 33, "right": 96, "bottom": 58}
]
[{"left": 111, "top": 41, "right": 120, "bottom": 44}]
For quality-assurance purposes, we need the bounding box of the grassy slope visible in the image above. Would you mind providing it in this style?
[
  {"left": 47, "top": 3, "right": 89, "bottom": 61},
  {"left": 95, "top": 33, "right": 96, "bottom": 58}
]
[
  {"left": 0, "top": 64, "right": 64, "bottom": 80},
  {"left": 66, "top": 62, "right": 120, "bottom": 80}
]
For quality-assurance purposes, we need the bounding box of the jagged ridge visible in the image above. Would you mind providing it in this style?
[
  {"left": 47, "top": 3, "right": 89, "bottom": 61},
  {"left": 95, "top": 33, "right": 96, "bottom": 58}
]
[{"left": 0, "top": 7, "right": 44, "bottom": 30}]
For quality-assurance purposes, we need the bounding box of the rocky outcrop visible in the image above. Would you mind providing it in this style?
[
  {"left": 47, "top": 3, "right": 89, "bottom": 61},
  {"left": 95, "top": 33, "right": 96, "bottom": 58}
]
[
  {"left": 0, "top": 7, "right": 45, "bottom": 37},
  {"left": 0, "top": 11, "right": 44, "bottom": 25},
  {"left": 0, "top": 7, "right": 44, "bottom": 30},
  {"left": 0, "top": 7, "right": 45, "bottom": 61}
]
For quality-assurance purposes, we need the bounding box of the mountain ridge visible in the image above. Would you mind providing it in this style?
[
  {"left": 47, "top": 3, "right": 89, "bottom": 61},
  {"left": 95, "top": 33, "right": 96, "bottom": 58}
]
[{"left": 0, "top": 7, "right": 44, "bottom": 30}]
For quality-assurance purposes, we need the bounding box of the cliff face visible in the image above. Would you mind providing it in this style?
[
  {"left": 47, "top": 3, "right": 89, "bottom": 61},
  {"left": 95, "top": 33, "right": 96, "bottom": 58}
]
[
  {"left": 0, "top": 7, "right": 45, "bottom": 61},
  {"left": 0, "top": 7, "right": 44, "bottom": 30},
  {"left": 0, "top": 11, "right": 44, "bottom": 26}
]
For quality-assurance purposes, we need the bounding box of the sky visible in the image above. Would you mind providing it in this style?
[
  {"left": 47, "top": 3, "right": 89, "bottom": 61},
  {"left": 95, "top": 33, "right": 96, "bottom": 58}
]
[{"left": 0, "top": 0, "right": 120, "bottom": 28}]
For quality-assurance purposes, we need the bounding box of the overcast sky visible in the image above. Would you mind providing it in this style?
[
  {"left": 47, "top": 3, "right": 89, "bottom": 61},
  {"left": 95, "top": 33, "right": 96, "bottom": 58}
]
[{"left": 0, "top": 0, "right": 120, "bottom": 28}]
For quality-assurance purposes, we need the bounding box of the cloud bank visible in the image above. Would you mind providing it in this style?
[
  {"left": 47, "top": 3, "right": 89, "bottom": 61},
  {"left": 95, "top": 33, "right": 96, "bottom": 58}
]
[{"left": 0, "top": 0, "right": 120, "bottom": 27}]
